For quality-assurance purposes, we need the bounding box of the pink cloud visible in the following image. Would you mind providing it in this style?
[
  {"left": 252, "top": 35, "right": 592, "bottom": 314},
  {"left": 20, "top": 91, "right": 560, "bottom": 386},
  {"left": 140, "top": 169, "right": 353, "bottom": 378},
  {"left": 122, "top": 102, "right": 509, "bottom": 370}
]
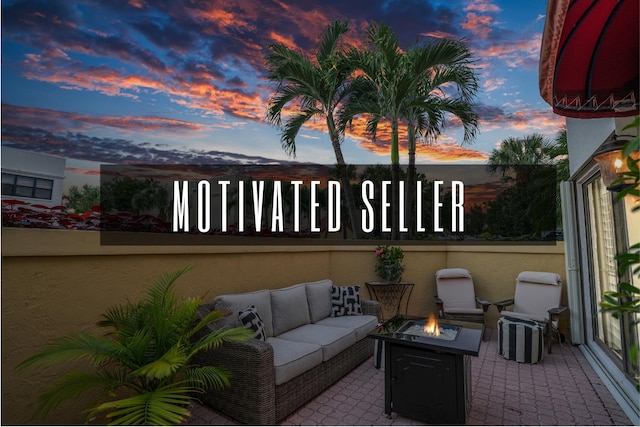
[
  {"left": 2, "top": 104, "right": 205, "bottom": 134},
  {"left": 421, "top": 31, "right": 459, "bottom": 39},
  {"left": 65, "top": 167, "right": 101, "bottom": 176},
  {"left": 483, "top": 77, "right": 506, "bottom": 93},
  {"left": 464, "top": 1, "right": 501, "bottom": 13},
  {"left": 461, "top": 12, "right": 493, "bottom": 39},
  {"left": 474, "top": 36, "right": 541, "bottom": 69}
]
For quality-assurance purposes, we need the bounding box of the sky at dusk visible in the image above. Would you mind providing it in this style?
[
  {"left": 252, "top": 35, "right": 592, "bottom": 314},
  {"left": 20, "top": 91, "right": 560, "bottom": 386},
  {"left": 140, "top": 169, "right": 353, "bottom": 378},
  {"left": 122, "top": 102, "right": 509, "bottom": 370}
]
[{"left": 1, "top": 0, "right": 565, "bottom": 190}]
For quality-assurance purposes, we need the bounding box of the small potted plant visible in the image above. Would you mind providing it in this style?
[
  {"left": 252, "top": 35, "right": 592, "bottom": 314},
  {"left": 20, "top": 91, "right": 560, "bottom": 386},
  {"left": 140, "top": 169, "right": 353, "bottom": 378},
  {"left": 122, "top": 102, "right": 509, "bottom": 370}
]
[
  {"left": 376, "top": 314, "right": 406, "bottom": 332},
  {"left": 374, "top": 245, "right": 405, "bottom": 282},
  {"left": 17, "top": 266, "right": 253, "bottom": 425}
]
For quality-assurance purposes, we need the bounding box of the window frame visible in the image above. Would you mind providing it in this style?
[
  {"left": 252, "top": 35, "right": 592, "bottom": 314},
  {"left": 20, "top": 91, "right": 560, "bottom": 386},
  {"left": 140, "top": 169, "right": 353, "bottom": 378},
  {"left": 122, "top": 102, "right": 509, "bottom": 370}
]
[{"left": 1, "top": 173, "right": 54, "bottom": 200}]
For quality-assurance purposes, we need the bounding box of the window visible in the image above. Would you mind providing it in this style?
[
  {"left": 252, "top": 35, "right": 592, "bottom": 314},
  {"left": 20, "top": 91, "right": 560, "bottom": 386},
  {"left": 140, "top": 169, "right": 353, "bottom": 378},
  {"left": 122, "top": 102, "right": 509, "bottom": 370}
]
[
  {"left": 1, "top": 173, "right": 54, "bottom": 200},
  {"left": 584, "top": 178, "right": 622, "bottom": 357},
  {"left": 582, "top": 174, "right": 639, "bottom": 386}
]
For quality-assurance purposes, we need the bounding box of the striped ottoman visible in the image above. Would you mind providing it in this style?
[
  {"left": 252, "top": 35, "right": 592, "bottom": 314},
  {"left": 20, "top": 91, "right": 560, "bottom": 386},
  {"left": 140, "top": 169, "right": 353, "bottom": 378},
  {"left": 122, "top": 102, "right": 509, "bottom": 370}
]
[{"left": 498, "top": 316, "right": 544, "bottom": 363}]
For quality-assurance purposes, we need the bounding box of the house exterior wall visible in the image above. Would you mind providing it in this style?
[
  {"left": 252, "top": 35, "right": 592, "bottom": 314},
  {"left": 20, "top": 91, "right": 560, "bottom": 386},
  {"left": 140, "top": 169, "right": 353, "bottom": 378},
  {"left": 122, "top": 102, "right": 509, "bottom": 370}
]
[
  {"left": 566, "top": 116, "right": 638, "bottom": 176},
  {"left": 1, "top": 147, "right": 66, "bottom": 206},
  {"left": 1, "top": 227, "right": 566, "bottom": 425},
  {"left": 566, "top": 117, "right": 615, "bottom": 176}
]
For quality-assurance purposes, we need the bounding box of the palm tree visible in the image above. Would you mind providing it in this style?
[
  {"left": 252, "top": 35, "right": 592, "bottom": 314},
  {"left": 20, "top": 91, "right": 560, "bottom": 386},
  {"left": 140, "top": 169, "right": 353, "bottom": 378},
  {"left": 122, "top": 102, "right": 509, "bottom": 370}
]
[
  {"left": 487, "top": 133, "right": 556, "bottom": 186},
  {"left": 402, "top": 42, "right": 478, "bottom": 236},
  {"left": 548, "top": 127, "right": 570, "bottom": 227},
  {"left": 265, "top": 20, "right": 361, "bottom": 238},
  {"left": 344, "top": 23, "right": 406, "bottom": 239},
  {"left": 18, "top": 266, "right": 253, "bottom": 425},
  {"left": 345, "top": 23, "right": 479, "bottom": 238},
  {"left": 549, "top": 127, "right": 569, "bottom": 182},
  {"left": 486, "top": 132, "right": 566, "bottom": 235}
]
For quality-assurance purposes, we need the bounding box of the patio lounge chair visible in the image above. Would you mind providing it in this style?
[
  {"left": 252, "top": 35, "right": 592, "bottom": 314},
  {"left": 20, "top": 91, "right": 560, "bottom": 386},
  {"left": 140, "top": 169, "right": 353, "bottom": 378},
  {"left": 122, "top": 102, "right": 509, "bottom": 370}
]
[
  {"left": 434, "top": 268, "right": 490, "bottom": 337},
  {"left": 494, "top": 271, "right": 567, "bottom": 353}
]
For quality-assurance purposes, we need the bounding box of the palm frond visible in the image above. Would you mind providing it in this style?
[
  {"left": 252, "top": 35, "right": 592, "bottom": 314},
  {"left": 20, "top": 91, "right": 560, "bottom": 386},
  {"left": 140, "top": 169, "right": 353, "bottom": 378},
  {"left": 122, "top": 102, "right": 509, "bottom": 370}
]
[
  {"left": 91, "top": 385, "right": 197, "bottom": 425},
  {"left": 281, "top": 108, "right": 319, "bottom": 157},
  {"left": 146, "top": 265, "right": 192, "bottom": 309},
  {"left": 17, "top": 332, "right": 122, "bottom": 372},
  {"left": 316, "top": 20, "right": 349, "bottom": 63},
  {"left": 98, "top": 301, "right": 144, "bottom": 338},
  {"left": 132, "top": 344, "right": 188, "bottom": 381},
  {"left": 266, "top": 85, "right": 306, "bottom": 126},
  {"left": 189, "top": 326, "right": 254, "bottom": 357},
  {"left": 120, "top": 328, "right": 155, "bottom": 368},
  {"left": 188, "top": 309, "right": 225, "bottom": 338},
  {"left": 185, "top": 365, "right": 232, "bottom": 391},
  {"left": 33, "top": 371, "right": 111, "bottom": 418}
]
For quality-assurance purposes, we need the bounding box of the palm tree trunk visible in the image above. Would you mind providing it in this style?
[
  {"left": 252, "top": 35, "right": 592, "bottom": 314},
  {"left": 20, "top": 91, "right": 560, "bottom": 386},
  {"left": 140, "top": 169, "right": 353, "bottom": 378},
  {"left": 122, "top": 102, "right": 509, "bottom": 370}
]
[
  {"left": 391, "top": 118, "right": 400, "bottom": 240},
  {"left": 327, "top": 115, "right": 361, "bottom": 239},
  {"left": 406, "top": 124, "right": 416, "bottom": 240}
]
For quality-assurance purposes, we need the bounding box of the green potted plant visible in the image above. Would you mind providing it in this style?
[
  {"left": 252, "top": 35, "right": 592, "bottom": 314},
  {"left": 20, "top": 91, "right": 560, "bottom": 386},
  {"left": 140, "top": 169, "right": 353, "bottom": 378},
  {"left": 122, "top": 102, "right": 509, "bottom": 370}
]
[{"left": 17, "top": 266, "right": 253, "bottom": 425}]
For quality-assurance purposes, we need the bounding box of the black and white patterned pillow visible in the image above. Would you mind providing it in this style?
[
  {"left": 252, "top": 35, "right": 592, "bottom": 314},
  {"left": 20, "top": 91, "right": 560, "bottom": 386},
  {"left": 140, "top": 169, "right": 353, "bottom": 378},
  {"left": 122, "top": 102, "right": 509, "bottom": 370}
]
[
  {"left": 238, "top": 305, "right": 266, "bottom": 341},
  {"left": 331, "top": 285, "right": 363, "bottom": 317}
]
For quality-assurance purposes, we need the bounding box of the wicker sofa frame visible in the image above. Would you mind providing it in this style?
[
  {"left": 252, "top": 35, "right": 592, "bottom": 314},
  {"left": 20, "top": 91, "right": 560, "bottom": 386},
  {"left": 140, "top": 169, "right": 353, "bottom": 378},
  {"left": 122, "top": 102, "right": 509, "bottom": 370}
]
[{"left": 193, "top": 300, "right": 379, "bottom": 425}]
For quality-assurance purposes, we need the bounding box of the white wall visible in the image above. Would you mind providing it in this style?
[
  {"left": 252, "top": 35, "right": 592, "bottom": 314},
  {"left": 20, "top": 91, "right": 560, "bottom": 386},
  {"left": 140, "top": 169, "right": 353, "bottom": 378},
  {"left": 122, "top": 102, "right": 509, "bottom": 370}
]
[
  {"left": 566, "top": 118, "right": 615, "bottom": 176},
  {"left": 566, "top": 116, "right": 638, "bottom": 177},
  {"left": 1, "top": 147, "right": 67, "bottom": 206}
]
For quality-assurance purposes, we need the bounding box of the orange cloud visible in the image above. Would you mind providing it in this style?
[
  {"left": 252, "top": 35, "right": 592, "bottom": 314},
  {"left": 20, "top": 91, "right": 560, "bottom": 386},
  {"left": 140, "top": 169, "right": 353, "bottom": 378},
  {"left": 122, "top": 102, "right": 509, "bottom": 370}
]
[
  {"left": 416, "top": 143, "right": 488, "bottom": 162},
  {"left": 483, "top": 77, "right": 506, "bottom": 92},
  {"left": 421, "top": 31, "right": 459, "bottom": 40},
  {"left": 2, "top": 104, "right": 205, "bottom": 134},
  {"left": 269, "top": 31, "right": 298, "bottom": 51},
  {"left": 479, "top": 108, "right": 564, "bottom": 133},
  {"left": 464, "top": 1, "right": 501, "bottom": 13},
  {"left": 128, "top": 0, "right": 145, "bottom": 8},
  {"left": 66, "top": 167, "right": 101, "bottom": 176},
  {"left": 474, "top": 36, "right": 541, "bottom": 69},
  {"left": 462, "top": 12, "right": 493, "bottom": 39}
]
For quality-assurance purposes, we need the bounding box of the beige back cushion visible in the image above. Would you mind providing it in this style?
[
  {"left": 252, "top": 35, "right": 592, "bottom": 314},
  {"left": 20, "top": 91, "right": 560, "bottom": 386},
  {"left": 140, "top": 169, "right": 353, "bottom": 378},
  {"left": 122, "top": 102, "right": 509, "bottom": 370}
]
[
  {"left": 271, "top": 284, "right": 311, "bottom": 335},
  {"left": 513, "top": 271, "right": 562, "bottom": 319},
  {"left": 213, "top": 290, "right": 274, "bottom": 337},
  {"left": 304, "top": 279, "right": 334, "bottom": 323},
  {"left": 435, "top": 268, "right": 476, "bottom": 310}
]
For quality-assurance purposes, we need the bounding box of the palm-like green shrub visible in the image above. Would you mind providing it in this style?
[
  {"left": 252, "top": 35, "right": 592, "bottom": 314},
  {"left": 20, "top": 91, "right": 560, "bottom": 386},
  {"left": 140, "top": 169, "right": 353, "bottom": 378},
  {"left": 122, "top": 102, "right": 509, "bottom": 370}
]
[{"left": 18, "top": 266, "right": 253, "bottom": 425}]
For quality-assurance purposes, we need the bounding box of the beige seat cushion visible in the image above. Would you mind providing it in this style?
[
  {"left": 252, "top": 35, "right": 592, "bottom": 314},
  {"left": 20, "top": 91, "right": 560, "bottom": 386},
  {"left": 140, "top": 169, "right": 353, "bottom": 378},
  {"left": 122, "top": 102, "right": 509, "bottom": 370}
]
[
  {"left": 267, "top": 337, "right": 323, "bottom": 386},
  {"left": 316, "top": 315, "right": 378, "bottom": 341},
  {"left": 277, "top": 324, "right": 356, "bottom": 361}
]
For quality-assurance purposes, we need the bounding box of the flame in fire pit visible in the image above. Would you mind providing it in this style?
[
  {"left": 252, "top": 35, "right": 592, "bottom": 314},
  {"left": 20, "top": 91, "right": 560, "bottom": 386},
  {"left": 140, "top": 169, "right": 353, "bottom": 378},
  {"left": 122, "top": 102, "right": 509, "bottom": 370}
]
[{"left": 423, "top": 313, "right": 440, "bottom": 336}]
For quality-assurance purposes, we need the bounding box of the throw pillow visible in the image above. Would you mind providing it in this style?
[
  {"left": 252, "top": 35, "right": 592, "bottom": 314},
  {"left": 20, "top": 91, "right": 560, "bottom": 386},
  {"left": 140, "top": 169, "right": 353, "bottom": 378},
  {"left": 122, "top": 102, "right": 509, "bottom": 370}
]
[
  {"left": 238, "top": 305, "right": 266, "bottom": 341},
  {"left": 331, "top": 285, "right": 363, "bottom": 317}
]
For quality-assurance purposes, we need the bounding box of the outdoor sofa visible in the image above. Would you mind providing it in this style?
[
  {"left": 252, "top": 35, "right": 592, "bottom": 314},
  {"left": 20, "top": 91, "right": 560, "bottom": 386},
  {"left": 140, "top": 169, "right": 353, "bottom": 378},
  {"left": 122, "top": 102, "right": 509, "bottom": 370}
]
[{"left": 193, "top": 279, "right": 380, "bottom": 425}]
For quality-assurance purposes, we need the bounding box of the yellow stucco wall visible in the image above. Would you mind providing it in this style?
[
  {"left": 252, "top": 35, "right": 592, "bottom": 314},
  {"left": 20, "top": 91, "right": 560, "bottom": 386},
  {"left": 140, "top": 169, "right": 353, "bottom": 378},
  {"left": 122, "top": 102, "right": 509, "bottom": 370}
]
[{"left": 1, "top": 228, "right": 566, "bottom": 425}]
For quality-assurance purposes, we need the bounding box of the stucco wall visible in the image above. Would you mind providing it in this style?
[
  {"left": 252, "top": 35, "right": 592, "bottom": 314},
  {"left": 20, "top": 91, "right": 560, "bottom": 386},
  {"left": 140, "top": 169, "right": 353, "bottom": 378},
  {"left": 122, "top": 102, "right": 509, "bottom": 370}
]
[{"left": 1, "top": 228, "right": 566, "bottom": 425}]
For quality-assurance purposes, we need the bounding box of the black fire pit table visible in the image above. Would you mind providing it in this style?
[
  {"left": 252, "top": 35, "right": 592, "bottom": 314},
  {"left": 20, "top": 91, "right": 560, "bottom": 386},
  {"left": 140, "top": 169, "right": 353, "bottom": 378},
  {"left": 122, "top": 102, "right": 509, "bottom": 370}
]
[{"left": 368, "top": 319, "right": 483, "bottom": 425}]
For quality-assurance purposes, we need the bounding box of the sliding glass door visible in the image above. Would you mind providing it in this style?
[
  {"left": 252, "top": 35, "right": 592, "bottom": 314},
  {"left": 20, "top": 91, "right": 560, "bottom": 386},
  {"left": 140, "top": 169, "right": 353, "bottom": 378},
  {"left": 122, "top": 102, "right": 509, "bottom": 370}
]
[{"left": 581, "top": 172, "right": 639, "bottom": 388}]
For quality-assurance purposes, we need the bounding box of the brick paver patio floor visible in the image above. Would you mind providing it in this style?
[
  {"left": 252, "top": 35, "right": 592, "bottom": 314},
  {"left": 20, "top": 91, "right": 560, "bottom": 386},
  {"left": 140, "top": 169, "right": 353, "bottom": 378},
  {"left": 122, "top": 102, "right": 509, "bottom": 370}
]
[{"left": 188, "top": 328, "right": 633, "bottom": 425}]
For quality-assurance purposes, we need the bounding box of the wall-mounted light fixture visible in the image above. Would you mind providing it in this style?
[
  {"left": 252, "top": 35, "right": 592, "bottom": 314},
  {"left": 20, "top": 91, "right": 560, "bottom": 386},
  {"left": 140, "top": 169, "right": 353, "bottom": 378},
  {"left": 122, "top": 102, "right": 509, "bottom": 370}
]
[{"left": 593, "top": 133, "right": 638, "bottom": 192}]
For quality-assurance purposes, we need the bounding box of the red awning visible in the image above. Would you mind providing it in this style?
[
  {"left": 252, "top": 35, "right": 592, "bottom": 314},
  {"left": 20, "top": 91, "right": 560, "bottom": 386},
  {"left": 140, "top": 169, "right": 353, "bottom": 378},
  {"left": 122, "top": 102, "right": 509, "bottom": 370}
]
[{"left": 540, "top": 0, "right": 639, "bottom": 118}]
